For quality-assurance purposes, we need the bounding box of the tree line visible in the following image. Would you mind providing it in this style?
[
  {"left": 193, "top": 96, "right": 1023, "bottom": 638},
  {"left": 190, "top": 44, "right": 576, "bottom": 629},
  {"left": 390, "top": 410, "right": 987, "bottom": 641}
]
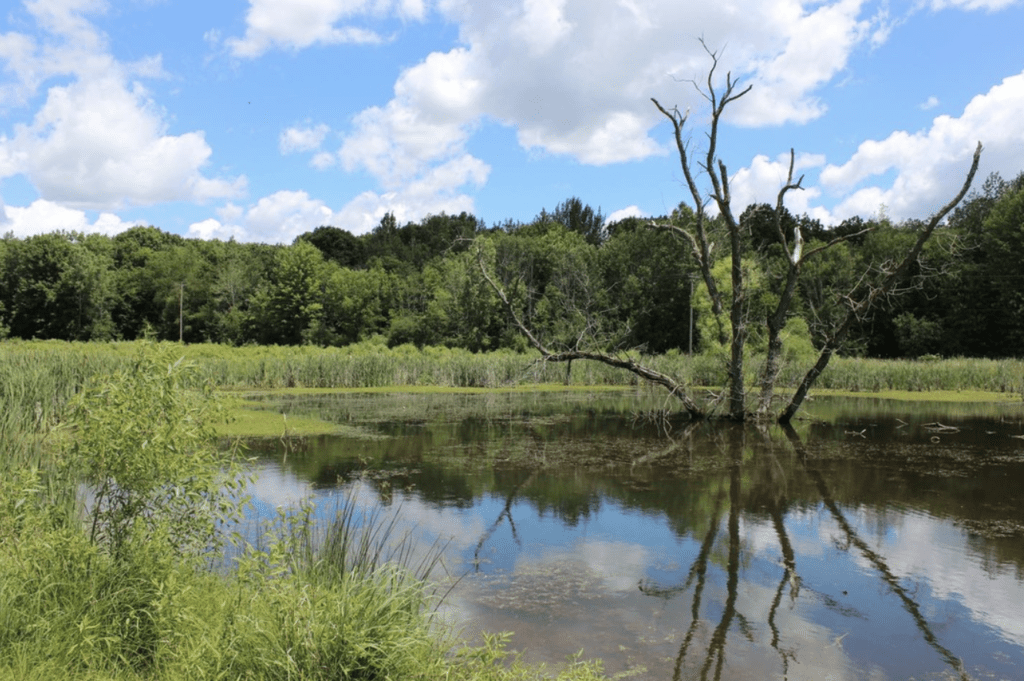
[{"left": 1, "top": 182, "right": 1022, "bottom": 359}]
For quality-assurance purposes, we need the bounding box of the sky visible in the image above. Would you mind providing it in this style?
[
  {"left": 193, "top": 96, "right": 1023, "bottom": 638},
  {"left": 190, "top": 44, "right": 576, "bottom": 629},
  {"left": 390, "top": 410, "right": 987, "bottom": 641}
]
[{"left": 1, "top": 0, "right": 1022, "bottom": 244}]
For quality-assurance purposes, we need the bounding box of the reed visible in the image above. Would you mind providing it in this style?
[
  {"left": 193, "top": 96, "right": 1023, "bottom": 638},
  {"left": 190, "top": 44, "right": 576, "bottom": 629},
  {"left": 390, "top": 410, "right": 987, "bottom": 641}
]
[{"left": 0, "top": 341, "right": 619, "bottom": 680}]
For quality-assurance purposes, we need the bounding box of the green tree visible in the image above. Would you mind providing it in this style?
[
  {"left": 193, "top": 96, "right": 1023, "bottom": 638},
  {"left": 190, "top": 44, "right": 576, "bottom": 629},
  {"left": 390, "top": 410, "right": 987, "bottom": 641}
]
[
  {"left": 248, "top": 241, "right": 328, "bottom": 345},
  {"left": 1, "top": 232, "right": 116, "bottom": 340},
  {"left": 550, "top": 197, "right": 606, "bottom": 246},
  {"left": 110, "top": 226, "right": 185, "bottom": 339},
  {"left": 599, "top": 217, "right": 695, "bottom": 353},
  {"left": 322, "top": 263, "right": 397, "bottom": 344},
  {"left": 64, "top": 350, "right": 247, "bottom": 563},
  {"left": 420, "top": 246, "right": 509, "bottom": 351},
  {"left": 980, "top": 180, "right": 1024, "bottom": 353},
  {"left": 296, "top": 225, "right": 366, "bottom": 268}
]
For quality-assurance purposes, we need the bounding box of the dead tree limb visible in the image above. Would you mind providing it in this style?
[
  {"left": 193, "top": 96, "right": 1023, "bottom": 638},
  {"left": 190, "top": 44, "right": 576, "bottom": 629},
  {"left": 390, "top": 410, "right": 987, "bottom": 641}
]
[
  {"left": 651, "top": 42, "right": 753, "bottom": 420},
  {"left": 779, "top": 142, "right": 983, "bottom": 423},
  {"left": 476, "top": 244, "right": 707, "bottom": 418}
]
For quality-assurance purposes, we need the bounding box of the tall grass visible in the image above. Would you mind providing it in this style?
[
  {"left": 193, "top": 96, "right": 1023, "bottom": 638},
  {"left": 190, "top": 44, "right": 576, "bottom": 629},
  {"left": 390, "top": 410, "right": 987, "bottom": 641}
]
[
  {"left": 2, "top": 339, "right": 1023, "bottom": 415},
  {"left": 0, "top": 342, "right": 621, "bottom": 680}
]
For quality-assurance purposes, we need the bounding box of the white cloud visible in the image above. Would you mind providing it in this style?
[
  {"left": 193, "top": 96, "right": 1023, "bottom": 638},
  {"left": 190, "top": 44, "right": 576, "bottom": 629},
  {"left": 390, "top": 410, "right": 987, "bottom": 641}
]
[
  {"left": 339, "top": 97, "right": 476, "bottom": 188},
  {"left": 327, "top": 0, "right": 891, "bottom": 215},
  {"left": 920, "top": 95, "right": 940, "bottom": 110},
  {"left": 0, "top": 197, "right": 144, "bottom": 237},
  {"left": 2, "top": 74, "right": 246, "bottom": 209},
  {"left": 280, "top": 123, "right": 331, "bottom": 154},
  {"left": 188, "top": 189, "right": 343, "bottom": 243},
  {"left": 225, "top": 0, "right": 432, "bottom": 58},
  {"left": 188, "top": 175, "right": 486, "bottom": 242},
  {"left": 819, "top": 70, "right": 1024, "bottom": 222},
  {"left": 728, "top": 151, "right": 831, "bottom": 222},
  {"left": 926, "top": 0, "right": 1022, "bottom": 9},
  {"left": 519, "top": 110, "right": 664, "bottom": 165},
  {"left": 730, "top": 0, "right": 872, "bottom": 126},
  {"left": 0, "top": 0, "right": 245, "bottom": 210},
  {"left": 332, "top": 156, "right": 487, "bottom": 234},
  {"left": 268, "top": 0, "right": 1019, "bottom": 229},
  {"left": 606, "top": 205, "right": 645, "bottom": 224},
  {"left": 311, "top": 151, "right": 338, "bottom": 169}
]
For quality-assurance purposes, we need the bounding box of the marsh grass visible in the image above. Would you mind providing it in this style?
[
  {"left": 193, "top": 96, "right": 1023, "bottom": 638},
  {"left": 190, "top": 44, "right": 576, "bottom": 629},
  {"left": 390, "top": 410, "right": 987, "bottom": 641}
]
[
  {"left": 6, "top": 339, "right": 1011, "bottom": 679},
  {"left": 0, "top": 342, "right": 623, "bottom": 680},
  {"left": 3, "top": 338, "right": 1023, "bottom": 398}
]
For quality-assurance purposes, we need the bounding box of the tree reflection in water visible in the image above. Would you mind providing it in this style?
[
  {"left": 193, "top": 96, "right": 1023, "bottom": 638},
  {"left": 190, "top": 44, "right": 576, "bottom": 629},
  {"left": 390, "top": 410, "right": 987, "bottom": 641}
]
[
  {"left": 260, "top": 392, "right": 1023, "bottom": 679},
  {"left": 783, "top": 424, "right": 971, "bottom": 681},
  {"left": 469, "top": 423, "right": 978, "bottom": 681}
]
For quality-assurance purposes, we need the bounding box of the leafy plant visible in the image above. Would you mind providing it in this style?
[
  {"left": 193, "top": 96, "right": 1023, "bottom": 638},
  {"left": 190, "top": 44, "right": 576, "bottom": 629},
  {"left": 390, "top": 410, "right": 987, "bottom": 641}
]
[{"left": 63, "top": 349, "right": 249, "bottom": 564}]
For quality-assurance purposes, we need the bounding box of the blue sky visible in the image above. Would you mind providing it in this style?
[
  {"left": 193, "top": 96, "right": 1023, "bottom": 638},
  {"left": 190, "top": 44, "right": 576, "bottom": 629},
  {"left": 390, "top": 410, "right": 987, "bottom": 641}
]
[{"left": 1, "top": 0, "right": 1023, "bottom": 243}]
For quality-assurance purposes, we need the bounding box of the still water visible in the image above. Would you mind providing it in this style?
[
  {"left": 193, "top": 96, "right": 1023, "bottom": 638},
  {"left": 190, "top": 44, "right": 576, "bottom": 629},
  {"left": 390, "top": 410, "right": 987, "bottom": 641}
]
[{"left": 240, "top": 390, "right": 1024, "bottom": 681}]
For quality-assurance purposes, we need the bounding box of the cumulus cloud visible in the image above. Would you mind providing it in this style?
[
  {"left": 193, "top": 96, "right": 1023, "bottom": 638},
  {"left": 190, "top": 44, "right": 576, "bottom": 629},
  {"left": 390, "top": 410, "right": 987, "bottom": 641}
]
[
  {"left": 188, "top": 190, "right": 343, "bottom": 243},
  {"left": 2, "top": 75, "right": 245, "bottom": 209},
  {"left": 191, "top": 154, "right": 487, "bottom": 242},
  {"left": 331, "top": 154, "right": 487, "bottom": 234},
  {"left": 606, "top": 205, "right": 645, "bottom": 224},
  {"left": 225, "top": 0, "right": 430, "bottom": 58},
  {"left": 324, "top": 0, "right": 890, "bottom": 216},
  {"left": 730, "top": 0, "right": 872, "bottom": 126},
  {"left": 728, "top": 151, "right": 831, "bottom": 223},
  {"left": 0, "top": 0, "right": 244, "bottom": 210},
  {"left": 0, "top": 197, "right": 144, "bottom": 237},
  {"left": 279, "top": 123, "right": 331, "bottom": 154},
  {"left": 222, "top": 0, "right": 1023, "bottom": 229},
  {"left": 819, "top": 70, "right": 1024, "bottom": 222}
]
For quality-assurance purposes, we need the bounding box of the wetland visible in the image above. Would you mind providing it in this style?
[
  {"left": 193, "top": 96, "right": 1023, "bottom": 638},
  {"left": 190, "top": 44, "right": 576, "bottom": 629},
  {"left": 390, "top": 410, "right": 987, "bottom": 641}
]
[{"left": 240, "top": 389, "right": 1024, "bottom": 681}]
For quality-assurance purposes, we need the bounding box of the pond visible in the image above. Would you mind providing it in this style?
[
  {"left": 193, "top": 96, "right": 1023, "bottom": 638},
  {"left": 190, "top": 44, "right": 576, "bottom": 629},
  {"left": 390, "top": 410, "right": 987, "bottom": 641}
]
[{"left": 240, "top": 390, "right": 1024, "bottom": 681}]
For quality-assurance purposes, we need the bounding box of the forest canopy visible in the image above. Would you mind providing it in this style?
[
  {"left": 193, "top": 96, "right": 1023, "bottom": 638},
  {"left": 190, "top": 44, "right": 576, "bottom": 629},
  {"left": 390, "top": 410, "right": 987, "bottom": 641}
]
[{"left": 2, "top": 179, "right": 1023, "bottom": 360}]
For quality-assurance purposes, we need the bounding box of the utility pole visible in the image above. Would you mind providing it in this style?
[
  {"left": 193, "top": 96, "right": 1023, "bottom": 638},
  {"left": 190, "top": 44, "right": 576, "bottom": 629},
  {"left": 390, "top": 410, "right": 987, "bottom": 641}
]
[
  {"left": 689, "top": 275, "right": 694, "bottom": 356},
  {"left": 179, "top": 282, "right": 185, "bottom": 343}
]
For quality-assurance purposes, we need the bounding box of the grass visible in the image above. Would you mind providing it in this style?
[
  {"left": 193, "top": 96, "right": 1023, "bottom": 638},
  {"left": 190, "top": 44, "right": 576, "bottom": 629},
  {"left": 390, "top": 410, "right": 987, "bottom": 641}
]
[
  {"left": 5, "top": 338, "right": 1020, "bottom": 439},
  {"left": 0, "top": 342, "right": 629, "bottom": 680},
  {"left": 4, "top": 338, "right": 1022, "bottom": 396},
  {"left": 2, "top": 339, "right": 1017, "bottom": 677}
]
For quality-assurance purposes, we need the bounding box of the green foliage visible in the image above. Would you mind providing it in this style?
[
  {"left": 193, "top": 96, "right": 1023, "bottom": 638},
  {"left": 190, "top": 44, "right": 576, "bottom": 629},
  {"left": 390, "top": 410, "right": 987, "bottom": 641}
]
[
  {"left": 0, "top": 232, "right": 116, "bottom": 341},
  {"left": 63, "top": 350, "right": 248, "bottom": 563},
  {"left": 1, "top": 341, "right": 629, "bottom": 680},
  {"left": 249, "top": 241, "right": 328, "bottom": 345},
  {"left": 893, "top": 312, "right": 943, "bottom": 358},
  {"left": 599, "top": 220, "right": 693, "bottom": 353},
  {"left": 691, "top": 256, "right": 777, "bottom": 355},
  {"left": 981, "top": 181, "right": 1024, "bottom": 351},
  {"left": 548, "top": 196, "right": 606, "bottom": 246},
  {"left": 296, "top": 224, "right": 366, "bottom": 267}
]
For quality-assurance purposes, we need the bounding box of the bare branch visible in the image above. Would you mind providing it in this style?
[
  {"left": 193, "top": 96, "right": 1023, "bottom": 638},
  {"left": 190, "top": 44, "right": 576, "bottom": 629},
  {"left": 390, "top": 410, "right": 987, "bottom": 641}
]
[
  {"left": 773, "top": 149, "right": 805, "bottom": 264},
  {"left": 780, "top": 142, "right": 983, "bottom": 423},
  {"left": 476, "top": 242, "right": 706, "bottom": 418},
  {"left": 799, "top": 227, "right": 873, "bottom": 262}
]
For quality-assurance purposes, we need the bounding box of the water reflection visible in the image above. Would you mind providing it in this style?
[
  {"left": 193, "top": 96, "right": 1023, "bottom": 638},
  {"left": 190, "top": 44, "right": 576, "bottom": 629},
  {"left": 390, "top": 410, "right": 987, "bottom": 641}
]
[{"left": 240, "top": 391, "right": 1024, "bottom": 680}]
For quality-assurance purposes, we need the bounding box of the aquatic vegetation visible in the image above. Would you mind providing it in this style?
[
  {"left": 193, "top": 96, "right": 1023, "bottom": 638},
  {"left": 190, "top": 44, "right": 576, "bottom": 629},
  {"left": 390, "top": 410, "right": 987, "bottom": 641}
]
[{"left": 0, "top": 343, "right": 626, "bottom": 680}]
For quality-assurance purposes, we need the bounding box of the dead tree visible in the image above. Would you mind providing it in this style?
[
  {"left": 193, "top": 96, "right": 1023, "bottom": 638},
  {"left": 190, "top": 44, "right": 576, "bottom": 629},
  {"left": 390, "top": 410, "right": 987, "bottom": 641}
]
[
  {"left": 754, "top": 151, "right": 874, "bottom": 419},
  {"left": 778, "top": 142, "right": 982, "bottom": 424},
  {"left": 650, "top": 41, "right": 755, "bottom": 420},
  {"left": 480, "top": 40, "right": 982, "bottom": 424}
]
